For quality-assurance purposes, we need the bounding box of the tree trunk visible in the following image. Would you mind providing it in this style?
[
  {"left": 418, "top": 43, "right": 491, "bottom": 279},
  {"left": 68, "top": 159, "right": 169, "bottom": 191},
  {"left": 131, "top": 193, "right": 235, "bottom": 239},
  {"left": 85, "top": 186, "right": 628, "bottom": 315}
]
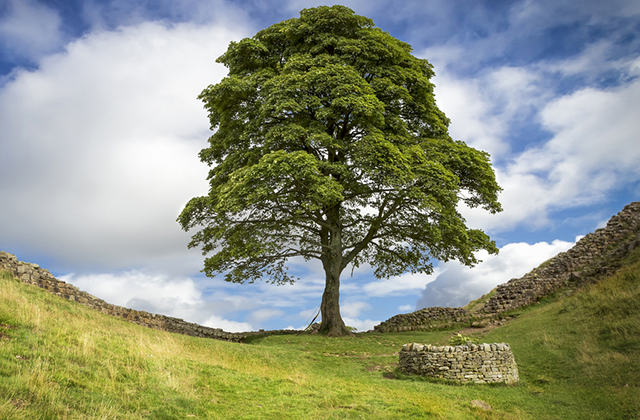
[
  {"left": 318, "top": 201, "right": 352, "bottom": 337},
  {"left": 318, "top": 253, "right": 352, "bottom": 336}
]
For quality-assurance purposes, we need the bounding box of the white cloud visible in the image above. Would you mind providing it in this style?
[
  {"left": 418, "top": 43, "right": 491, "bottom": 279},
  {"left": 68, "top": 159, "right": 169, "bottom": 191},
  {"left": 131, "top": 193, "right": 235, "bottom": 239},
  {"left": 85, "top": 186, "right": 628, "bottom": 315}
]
[
  {"left": 430, "top": 70, "right": 510, "bottom": 158},
  {"left": 340, "top": 301, "right": 371, "bottom": 318},
  {"left": 60, "top": 270, "right": 200, "bottom": 317},
  {"left": 341, "top": 317, "right": 379, "bottom": 332},
  {"left": 539, "top": 78, "right": 640, "bottom": 174},
  {"left": 59, "top": 269, "right": 261, "bottom": 332},
  {"left": 0, "top": 0, "right": 64, "bottom": 62},
  {"left": 485, "top": 66, "right": 549, "bottom": 121},
  {"left": 475, "top": 65, "right": 640, "bottom": 231},
  {"left": 416, "top": 238, "right": 575, "bottom": 308},
  {"left": 248, "top": 308, "right": 286, "bottom": 324},
  {"left": 425, "top": 51, "right": 551, "bottom": 161},
  {"left": 363, "top": 267, "right": 443, "bottom": 297},
  {"left": 410, "top": 0, "right": 640, "bottom": 237},
  {"left": 2, "top": 0, "right": 638, "bottom": 334},
  {"left": 398, "top": 304, "right": 413, "bottom": 312},
  {"left": 428, "top": 41, "right": 640, "bottom": 233},
  {"left": 547, "top": 41, "right": 624, "bottom": 81},
  {"left": 201, "top": 316, "right": 253, "bottom": 333},
  {"left": 56, "top": 267, "right": 376, "bottom": 332},
  {"left": 0, "top": 20, "right": 250, "bottom": 270},
  {"left": 60, "top": 270, "right": 201, "bottom": 309},
  {"left": 253, "top": 278, "right": 326, "bottom": 309}
]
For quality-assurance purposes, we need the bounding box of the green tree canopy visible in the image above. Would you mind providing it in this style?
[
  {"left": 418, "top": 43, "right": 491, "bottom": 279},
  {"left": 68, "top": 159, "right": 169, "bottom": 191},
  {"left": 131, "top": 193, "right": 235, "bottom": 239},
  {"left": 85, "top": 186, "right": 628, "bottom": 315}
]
[{"left": 178, "top": 5, "right": 502, "bottom": 336}]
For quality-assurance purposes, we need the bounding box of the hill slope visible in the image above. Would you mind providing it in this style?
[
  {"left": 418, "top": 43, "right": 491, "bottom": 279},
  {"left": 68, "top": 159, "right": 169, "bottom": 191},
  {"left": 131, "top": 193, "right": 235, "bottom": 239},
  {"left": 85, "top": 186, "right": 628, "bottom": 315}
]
[
  {"left": 374, "top": 201, "right": 640, "bottom": 333},
  {"left": 2, "top": 246, "right": 639, "bottom": 419}
]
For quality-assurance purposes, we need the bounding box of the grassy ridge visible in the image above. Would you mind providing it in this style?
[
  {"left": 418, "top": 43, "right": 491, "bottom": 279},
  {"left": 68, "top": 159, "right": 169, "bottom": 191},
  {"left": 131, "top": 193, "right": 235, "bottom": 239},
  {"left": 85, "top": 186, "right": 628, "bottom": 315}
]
[{"left": 1, "top": 248, "right": 639, "bottom": 419}]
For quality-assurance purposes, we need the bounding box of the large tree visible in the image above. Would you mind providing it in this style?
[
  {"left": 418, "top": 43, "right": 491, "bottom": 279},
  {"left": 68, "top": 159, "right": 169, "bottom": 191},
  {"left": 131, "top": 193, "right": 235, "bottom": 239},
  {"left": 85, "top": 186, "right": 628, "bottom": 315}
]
[{"left": 178, "top": 5, "right": 502, "bottom": 336}]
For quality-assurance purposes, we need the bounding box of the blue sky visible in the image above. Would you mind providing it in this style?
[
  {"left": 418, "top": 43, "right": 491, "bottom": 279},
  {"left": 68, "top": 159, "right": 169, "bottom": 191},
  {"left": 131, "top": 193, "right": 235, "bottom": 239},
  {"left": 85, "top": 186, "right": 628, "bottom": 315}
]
[{"left": 1, "top": 0, "right": 639, "bottom": 332}]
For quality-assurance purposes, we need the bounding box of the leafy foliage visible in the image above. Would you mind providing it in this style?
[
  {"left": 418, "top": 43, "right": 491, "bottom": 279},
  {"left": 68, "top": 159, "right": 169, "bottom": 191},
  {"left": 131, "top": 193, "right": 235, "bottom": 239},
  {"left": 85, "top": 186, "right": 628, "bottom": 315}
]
[
  {"left": 179, "top": 6, "right": 502, "bottom": 335},
  {"left": 448, "top": 333, "right": 478, "bottom": 346}
]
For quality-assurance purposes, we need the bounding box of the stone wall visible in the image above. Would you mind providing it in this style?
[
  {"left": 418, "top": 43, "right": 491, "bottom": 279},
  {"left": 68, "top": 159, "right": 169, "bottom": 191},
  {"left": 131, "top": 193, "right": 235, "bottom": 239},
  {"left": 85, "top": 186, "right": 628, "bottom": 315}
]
[
  {"left": 374, "top": 201, "right": 640, "bottom": 330},
  {"left": 0, "top": 251, "right": 294, "bottom": 343},
  {"left": 399, "top": 342, "right": 518, "bottom": 384},
  {"left": 482, "top": 201, "right": 640, "bottom": 313},
  {"left": 374, "top": 307, "right": 470, "bottom": 333},
  {"left": 5, "top": 200, "right": 639, "bottom": 340}
]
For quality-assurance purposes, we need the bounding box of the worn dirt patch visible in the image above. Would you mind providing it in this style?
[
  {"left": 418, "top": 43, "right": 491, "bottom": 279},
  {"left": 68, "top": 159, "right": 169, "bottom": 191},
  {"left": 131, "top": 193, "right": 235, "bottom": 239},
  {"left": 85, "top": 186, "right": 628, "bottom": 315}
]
[
  {"left": 324, "top": 352, "right": 399, "bottom": 358},
  {"left": 0, "top": 323, "right": 16, "bottom": 340},
  {"left": 11, "top": 398, "right": 29, "bottom": 409},
  {"left": 365, "top": 362, "right": 398, "bottom": 372},
  {"left": 453, "top": 316, "right": 516, "bottom": 337}
]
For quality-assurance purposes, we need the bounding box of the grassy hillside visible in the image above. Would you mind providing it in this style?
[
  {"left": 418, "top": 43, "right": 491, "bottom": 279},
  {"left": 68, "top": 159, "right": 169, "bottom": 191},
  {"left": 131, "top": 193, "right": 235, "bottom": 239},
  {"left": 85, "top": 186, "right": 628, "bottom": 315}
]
[{"left": 1, "top": 249, "right": 639, "bottom": 419}]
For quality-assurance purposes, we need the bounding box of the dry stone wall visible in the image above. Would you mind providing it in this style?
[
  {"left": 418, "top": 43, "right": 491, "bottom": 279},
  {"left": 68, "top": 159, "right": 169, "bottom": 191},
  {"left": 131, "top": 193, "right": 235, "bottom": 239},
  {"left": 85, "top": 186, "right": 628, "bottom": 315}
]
[
  {"left": 482, "top": 201, "right": 640, "bottom": 313},
  {"left": 374, "top": 307, "right": 470, "bottom": 333},
  {"left": 374, "top": 201, "right": 640, "bottom": 330},
  {"left": 399, "top": 342, "right": 519, "bottom": 384},
  {"left": 0, "top": 251, "right": 294, "bottom": 343}
]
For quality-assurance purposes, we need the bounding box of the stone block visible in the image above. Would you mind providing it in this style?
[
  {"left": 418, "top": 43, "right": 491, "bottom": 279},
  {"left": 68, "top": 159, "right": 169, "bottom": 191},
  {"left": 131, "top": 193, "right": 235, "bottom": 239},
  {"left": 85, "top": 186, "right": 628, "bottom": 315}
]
[{"left": 399, "top": 342, "right": 519, "bottom": 384}]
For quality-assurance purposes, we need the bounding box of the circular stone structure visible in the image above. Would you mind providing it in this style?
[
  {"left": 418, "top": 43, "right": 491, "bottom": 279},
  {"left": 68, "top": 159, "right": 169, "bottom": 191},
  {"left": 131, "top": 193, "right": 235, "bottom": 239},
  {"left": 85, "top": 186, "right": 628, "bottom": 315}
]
[{"left": 399, "top": 342, "right": 519, "bottom": 384}]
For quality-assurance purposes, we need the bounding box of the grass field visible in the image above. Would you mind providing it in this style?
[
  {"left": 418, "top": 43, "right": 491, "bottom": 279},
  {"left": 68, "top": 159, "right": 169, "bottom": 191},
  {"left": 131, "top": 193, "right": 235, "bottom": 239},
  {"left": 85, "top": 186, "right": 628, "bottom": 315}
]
[{"left": 1, "top": 248, "right": 639, "bottom": 419}]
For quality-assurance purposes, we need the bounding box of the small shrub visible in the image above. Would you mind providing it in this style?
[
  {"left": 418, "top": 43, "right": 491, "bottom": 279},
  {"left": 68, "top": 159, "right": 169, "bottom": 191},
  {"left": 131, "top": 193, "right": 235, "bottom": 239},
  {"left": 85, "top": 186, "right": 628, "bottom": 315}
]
[{"left": 448, "top": 333, "right": 478, "bottom": 346}]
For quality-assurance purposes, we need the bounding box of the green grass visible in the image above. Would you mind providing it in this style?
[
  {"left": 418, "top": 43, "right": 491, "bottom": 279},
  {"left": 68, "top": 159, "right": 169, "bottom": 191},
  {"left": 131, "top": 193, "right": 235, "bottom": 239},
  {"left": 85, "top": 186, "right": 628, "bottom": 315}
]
[
  {"left": 481, "top": 248, "right": 640, "bottom": 419},
  {"left": 1, "top": 247, "right": 639, "bottom": 419},
  {"left": 463, "top": 289, "right": 496, "bottom": 313}
]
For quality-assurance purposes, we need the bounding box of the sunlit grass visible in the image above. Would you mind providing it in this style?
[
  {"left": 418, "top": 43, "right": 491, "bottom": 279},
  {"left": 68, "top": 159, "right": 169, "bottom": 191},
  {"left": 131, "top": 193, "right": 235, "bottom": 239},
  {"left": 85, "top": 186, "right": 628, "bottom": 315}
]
[
  {"left": 479, "top": 247, "right": 640, "bottom": 419},
  {"left": 1, "top": 248, "right": 639, "bottom": 419}
]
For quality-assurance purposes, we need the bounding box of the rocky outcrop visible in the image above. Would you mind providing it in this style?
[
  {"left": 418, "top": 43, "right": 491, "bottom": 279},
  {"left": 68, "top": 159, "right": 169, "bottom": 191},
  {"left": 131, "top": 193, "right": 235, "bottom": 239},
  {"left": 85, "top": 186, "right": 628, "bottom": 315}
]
[
  {"left": 399, "top": 342, "right": 518, "bottom": 384},
  {"left": 0, "top": 251, "right": 295, "bottom": 343}
]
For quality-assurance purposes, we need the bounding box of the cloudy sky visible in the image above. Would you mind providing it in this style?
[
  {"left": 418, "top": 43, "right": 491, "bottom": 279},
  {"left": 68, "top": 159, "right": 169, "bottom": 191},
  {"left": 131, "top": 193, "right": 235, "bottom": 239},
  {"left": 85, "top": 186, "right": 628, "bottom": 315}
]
[{"left": 1, "top": 0, "right": 639, "bottom": 332}]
